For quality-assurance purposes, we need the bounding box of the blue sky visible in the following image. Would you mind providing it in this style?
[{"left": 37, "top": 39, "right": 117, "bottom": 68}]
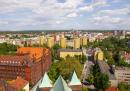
[{"left": 0, "top": 0, "right": 130, "bottom": 30}]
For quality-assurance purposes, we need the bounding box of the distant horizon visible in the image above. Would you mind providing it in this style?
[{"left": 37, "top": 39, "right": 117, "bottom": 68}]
[{"left": 0, "top": 29, "right": 129, "bottom": 32}]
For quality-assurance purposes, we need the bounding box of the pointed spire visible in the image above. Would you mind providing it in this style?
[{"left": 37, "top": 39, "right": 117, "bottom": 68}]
[
  {"left": 51, "top": 75, "right": 72, "bottom": 91},
  {"left": 39, "top": 72, "right": 52, "bottom": 88},
  {"left": 69, "top": 71, "right": 81, "bottom": 86}
]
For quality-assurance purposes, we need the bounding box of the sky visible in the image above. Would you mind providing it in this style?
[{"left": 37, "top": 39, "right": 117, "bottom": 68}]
[{"left": 0, "top": 0, "right": 130, "bottom": 31}]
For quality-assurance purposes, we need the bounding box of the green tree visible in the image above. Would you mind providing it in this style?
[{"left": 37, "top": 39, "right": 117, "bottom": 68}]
[
  {"left": 81, "top": 55, "right": 87, "bottom": 64},
  {"left": 118, "top": 83, "right": 130, "bottom": 91},
  {"left": 57, "top": 58, "right": 82, "bottom": 80},
  {"left": 20, "top": 88, "right": 25, "bottom": 91},
  {"left": 86, "top": 73, "right": 94, "bottom": 84},
  {"left": 118, "top": 83, "right": 126, "bottom": 91},
  {"left": 48, "top": 63, "right": 59, "bottom": 82},
  {"left": 81, "top": 87, "right": 88, "bottom": 91},
  {"left": 51, "top": 44, "right": 61, "bottom": 60},
  {"left": 95, "top": 73, "right": 110, "bottom": 91}
]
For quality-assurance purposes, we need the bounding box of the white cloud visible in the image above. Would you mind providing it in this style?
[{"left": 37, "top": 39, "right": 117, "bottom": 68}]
[
  {"left": 98, "top": 7, "right": 130, "bottom": 15},
  {"left": 0, "top": 21, "right": 8, "bottom": 25},
  {"left": 56, "top": 20, "right": 64, "bottom": 24},
  {"left": 92, "top": 0, "right": 107, "bottom": 7},
  {"left": 92, "top": 16, "right": 121, "bottom": 24},
  {"left": 67, "top": 12, "right": 78, "bottom": 17},
  {"left": 0, "top": 0, "right": 129, "bottom": 30},
  {"left": 79, "top": 5, "right": 93, "bottom": 12}
]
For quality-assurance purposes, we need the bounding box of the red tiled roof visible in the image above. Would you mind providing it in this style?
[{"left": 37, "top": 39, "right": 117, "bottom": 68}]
[
  {"left": 0, "top": 55, "right": 31, "bottom": 63},
  {"left": 105, "top": 87, "right": 119, "bottom": 91},
  {"left": 9, "top": 77, "right": 28, "bottom": 90},
  {"left": 124, "top": 53, "right": 130, "bottom": 60}
]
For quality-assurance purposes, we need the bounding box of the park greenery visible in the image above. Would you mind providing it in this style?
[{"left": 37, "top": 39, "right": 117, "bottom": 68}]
[
  {"left": 86, "top": 64, "right": 110, "bottom": 91},
  {"left": 0, "top": 43, "right": 18, "bottom": 55},
  {"left": 48, "top": 56, "right": 83, "bottom": 82}
]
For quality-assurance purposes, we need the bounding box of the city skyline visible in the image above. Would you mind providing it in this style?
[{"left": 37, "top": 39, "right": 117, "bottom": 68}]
[{"left": 0, "top": 0, "right": 130, "bottom": 31}]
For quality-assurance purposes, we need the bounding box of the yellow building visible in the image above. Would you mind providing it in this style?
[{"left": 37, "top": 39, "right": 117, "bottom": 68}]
[
  {"left": 58, "top": 49, "right": 82, "bottom": 58},
  {"left": 38, "top": 36, "right": 45, "bottom": 45},
  {"left": 94, "top": 50, "right": 104, "bottom": 61},
  {"left": 60, "top": 37, "right": 66, "bottom": 48},
  {"left": 47, "top": 37, "right": 54, "bottom": 48},
  {"left": 97, "top": 50, "right": 104, "bottom": 61},
  {"left": 82, "top": 37, "right": 88, "bottom": 46},
  {"left": 74, "top": 37, "right": 80, "bottom": 49}
]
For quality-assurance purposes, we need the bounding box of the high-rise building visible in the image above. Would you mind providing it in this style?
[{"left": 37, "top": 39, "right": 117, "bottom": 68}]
[
  {"left": 81, "top": 37, "right": 88, "bottom": 46},
  {"left": 47, "top": 37, "right": 54, "bottom": 48},
  {"left": 74, "top": 37, "right": 80, "bottom": 49},
  {"left": 94, "top": 48, "right": 104, "bottom": 61},
  {"left": 38, "top": 36, "right": 45, "bottom": 46},
  {"left": 60, "top": 37, "right": 66, "bottom": 48}
]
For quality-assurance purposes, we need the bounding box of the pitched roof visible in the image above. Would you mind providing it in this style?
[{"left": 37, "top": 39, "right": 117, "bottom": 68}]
[
  {"left": 105, "top": 87, "right": 119, "bottom": 91},
  {"left": 9, "top": 77, "right": 28, "bottom": 90},
  {"left": 39, "top": 72, "right": 52, "bottom": 88},
  {"left": 51, "top": 76, "right": 72, "bottom": 91},
  {"left": 68, "top": 71, "right": 81, "bottom": 86}
]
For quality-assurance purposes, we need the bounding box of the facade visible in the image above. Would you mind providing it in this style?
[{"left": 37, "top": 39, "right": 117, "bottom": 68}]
[
  {"left": 47, "top": 37, "right": 54, "bottom": 48},
  {"left": 60, "top": 37, "right": 66, "bottom": 48},
  {"left": 58, "top": 49, "right": 82, "bottom": 59},
  {"left": 114, "top": 67, "right": 130, "bottom": 84},
  {"left": 0, "top": 47, "right": 52, "bottom": 84},
  {"left": 74, "top": 37, "right": 80, "bottom": 49}
]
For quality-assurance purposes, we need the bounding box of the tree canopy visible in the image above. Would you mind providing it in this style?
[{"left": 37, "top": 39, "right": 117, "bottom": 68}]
[
  {"left": 48, "top": 56, "right": 83, "bottom": 81},
  {"left": 0, "top": 43, "right": 18, "bottom": 55}
]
